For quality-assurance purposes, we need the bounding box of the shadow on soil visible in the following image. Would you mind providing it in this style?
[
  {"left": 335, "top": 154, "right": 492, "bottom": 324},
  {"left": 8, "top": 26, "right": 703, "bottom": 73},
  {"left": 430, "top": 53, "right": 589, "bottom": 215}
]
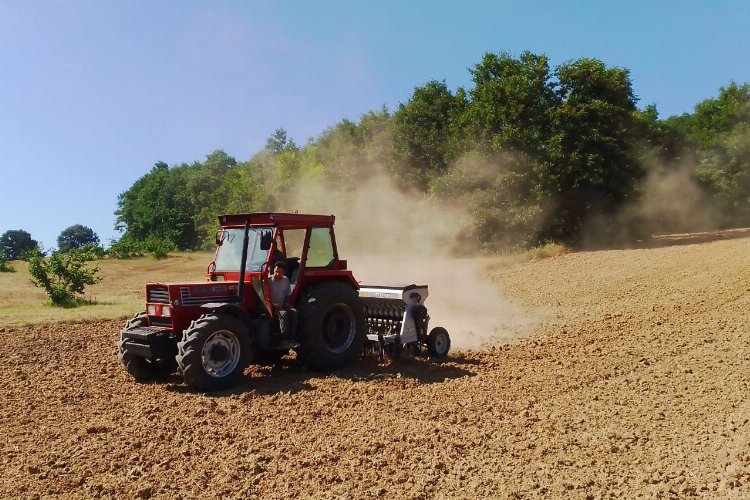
[
  {"left": 591, "top": 227, "right": 750, "bottom": 252},
  {"left": 646, "top": 227, "right": 750, "bottom": 248},
  {"left": 163, "top": 353, "right": 478, "bottom": 397}
]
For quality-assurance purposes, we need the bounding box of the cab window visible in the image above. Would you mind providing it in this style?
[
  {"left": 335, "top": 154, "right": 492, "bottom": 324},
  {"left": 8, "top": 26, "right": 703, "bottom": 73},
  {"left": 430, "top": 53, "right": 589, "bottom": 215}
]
[
  {"left": 306, "top": 227, "right": 335, "bottom": 268},
  {"left": 282, "top": 229, "right": 306, "bottom": 261},
  {"left": 214, "top": 228, "right": 269, "bottom": 272}
]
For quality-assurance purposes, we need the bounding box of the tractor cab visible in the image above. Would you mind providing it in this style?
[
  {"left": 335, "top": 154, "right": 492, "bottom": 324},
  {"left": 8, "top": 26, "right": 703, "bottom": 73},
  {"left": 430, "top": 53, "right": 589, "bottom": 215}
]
[{"left": 206, "top": 213, "right": 357, "bottom": 314}]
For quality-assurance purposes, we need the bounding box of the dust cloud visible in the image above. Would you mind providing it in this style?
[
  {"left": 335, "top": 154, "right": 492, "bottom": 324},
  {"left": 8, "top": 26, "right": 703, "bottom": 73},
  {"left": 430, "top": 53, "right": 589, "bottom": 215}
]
[
  {"left": 631, "top": 162, "right": 721, "bottom": 234},
  {"left": 580, "top": 159, "right": 722, "bottom": 247},
  {"left": 277, "top": 173, "right": 532, "bottom": 350}
]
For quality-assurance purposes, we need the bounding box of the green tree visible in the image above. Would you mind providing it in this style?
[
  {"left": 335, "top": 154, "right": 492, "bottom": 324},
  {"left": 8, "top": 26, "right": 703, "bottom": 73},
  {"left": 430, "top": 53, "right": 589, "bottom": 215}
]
[
  {"left": 358, "top": 108, "right": 397, "bottom": 181},
  {"left": 464, "top": 51, "right": 557, "bottom": 156},
  {"left": 0, "top": 229, "right": 39, "bottom": 260},
  {"left": 419, "top": 52, "right": 558, "bottom": 250},
  {"left": 664, "top": 82, "right": 750, "bottom": 148},
  {"left": 265, "top": 128, "right": 298, "bottom": 154},
  {"left": 57, "top": 224, "right": 100, "bottom": 253},
  {"left": 314, "top": 108, "right": 395, "bottom": 190},
  {"left": 664, "top": 83, "right": 750, "bottom": 227},
  {"left": 27, "top": 249, "right": 102, "bottom": 306},
  {"left": 392, "top": 80, "right": 468, "bottom": 189},
  {"left": 538, "top": 58, "right": 643, "bottom": 241},
  {"left": 217, "top": 161, "right": 268, "bottom": 216},
  {"left": 189, "top": 151, "right": 240, "bottom": 246},
  {"left": 115, "top": 161, "right": 200, "bottom": 250},
  {"left": 695, "top": 120, "right": 750, "bottom": 223},
  {"left": 314, "top": 119, "right": 365, "bottom": 189},
  {"left": 432, "top": 151, "right": 543, "bottom": 251},
  {"left": 633, "top": 104, "right": 692, "bottom": 166}
]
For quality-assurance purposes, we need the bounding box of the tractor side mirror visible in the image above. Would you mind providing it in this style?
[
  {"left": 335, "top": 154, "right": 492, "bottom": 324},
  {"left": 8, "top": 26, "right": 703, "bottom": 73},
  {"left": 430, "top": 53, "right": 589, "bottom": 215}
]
[
  {"left": 215, "top": 230, "right": 226, "bottom": 246},
  {"left": 260, "top": 229, "right": 273, "bottom": 250}
]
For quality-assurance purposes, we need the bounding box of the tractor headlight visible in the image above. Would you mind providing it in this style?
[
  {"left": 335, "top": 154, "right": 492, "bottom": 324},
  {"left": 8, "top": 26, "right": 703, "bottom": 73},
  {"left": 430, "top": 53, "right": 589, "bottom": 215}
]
[
  {"left": 147, "top": 304, "right": 157, "bottom": 315},
  {"left": 162, "top": 305, "right": 171, "bottom": 317}
]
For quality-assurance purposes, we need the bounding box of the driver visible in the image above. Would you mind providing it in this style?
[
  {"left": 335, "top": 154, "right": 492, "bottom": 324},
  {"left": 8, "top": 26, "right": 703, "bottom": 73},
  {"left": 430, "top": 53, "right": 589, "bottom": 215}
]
[{"left": 269, "top": 261, "right": 297, "bottom": 340}]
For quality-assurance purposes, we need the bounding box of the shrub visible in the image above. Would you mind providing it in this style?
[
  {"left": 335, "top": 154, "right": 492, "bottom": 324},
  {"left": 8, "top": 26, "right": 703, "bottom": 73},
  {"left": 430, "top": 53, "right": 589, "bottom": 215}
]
[
  {"left": 107, "top": 238, "right": 146, "bottom": 259},
  {"left": 74, "top": 243, "right": 106, "bottom": 261},
  {"left": 526, "top": 242, "right": 570, "bottom": 260},
  {"left": 144, "top": 237, "right": 175, "bottom": 260},
  {"left": 107, "top": 237, "right": 174, "bottom": 260},
  {"left": 27, "top": 249, "right": 102, "bottom": 307},
  {"left": 0, "top": 254, "right": 13, "bottom": 272}
]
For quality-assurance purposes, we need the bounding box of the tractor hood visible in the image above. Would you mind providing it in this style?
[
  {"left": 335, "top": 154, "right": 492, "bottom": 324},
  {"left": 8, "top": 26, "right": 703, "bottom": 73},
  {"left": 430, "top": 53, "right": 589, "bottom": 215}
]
[
  {"left": 144, "top": 281, "right": 242, "bottom": 332},
  {"left": 147, "top": 282, "right": 240, "bottom": 307}
]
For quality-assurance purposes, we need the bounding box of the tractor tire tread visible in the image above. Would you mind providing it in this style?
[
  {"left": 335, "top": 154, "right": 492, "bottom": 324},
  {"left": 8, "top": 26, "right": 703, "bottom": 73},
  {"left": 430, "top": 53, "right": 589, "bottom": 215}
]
[
  {"left": 176, "top": 313, "right": 251, "bottom": 392},
  {"left": 297, "top": 282, "right": 365, "bottom": 371}
]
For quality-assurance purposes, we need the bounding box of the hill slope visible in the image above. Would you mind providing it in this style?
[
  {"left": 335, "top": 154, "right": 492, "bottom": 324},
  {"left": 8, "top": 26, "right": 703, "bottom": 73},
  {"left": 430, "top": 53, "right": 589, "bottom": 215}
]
[{"left": 1, "top": 232, "right": 749, "bottom": 498}]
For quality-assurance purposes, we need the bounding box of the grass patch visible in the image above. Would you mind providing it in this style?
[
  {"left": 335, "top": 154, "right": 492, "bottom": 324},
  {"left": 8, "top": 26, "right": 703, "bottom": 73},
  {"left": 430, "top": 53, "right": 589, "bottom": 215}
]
[
  {"left": 526, "top": 242, "right": 570, "bottom": 260},
  {"left": 0, "top": 252, "right": 213, "bottom": 328},
  {"left": 483, "top": 243, "right": 572, "bottom": 272}
]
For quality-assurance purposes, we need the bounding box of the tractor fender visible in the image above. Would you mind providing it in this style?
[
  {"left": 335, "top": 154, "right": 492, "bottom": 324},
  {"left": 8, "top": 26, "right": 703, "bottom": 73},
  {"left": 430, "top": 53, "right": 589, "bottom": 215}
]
[
  {"left": 200, "top": 302, "right": 252, "bottom": 326},
  {"left": 199, "top": 302, "right": 269, "bottom": 346}
]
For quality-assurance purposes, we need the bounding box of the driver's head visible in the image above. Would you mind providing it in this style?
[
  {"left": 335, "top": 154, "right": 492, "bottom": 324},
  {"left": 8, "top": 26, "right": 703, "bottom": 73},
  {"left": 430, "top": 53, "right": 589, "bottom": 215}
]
[{"left": 273, "top": 261, "right": 287, "bottom": 279}]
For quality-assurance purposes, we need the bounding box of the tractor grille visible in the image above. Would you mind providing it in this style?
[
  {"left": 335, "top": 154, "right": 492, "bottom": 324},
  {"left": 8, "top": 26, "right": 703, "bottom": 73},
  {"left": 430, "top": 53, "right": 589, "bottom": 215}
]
[
  {"left": 147, "top": 285, "right": 169, "bottom": 304},
  {"left": 149, "top": 316, "right": 173, "bottom": 328}
]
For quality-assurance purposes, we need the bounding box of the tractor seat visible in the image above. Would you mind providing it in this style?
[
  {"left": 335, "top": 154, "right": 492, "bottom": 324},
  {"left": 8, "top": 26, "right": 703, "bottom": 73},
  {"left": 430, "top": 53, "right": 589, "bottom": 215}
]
[{"left": 287, "top": 257, "right": 300, "bottom": 284}]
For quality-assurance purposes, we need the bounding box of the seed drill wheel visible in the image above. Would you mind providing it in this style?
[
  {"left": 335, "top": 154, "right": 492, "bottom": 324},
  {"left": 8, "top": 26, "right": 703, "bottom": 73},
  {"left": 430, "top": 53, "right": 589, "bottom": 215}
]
[
  {"left": 176, "top": 313, "right": 252, "bottom": 391},
  {"left": 427, "top": 327, "right": 451, "bottom": 359},
  {"left": 117, "top": 312, "right": 177, "bottom": 380},
  {"left": 297, "top": 282, "right": 366, "bottom": 371}
]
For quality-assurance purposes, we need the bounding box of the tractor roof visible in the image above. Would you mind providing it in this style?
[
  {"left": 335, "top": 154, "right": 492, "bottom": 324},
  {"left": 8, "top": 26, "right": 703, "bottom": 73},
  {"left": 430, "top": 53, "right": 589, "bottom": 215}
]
[{"left": 218, "top": 212, "right": 336, "bottom": 229}]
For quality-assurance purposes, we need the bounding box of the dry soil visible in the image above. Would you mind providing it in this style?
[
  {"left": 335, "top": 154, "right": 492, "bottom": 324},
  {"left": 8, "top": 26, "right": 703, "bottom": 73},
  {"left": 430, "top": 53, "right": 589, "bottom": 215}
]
[{"left": 1, "top": 230, "right": 749, "bottom": 498}]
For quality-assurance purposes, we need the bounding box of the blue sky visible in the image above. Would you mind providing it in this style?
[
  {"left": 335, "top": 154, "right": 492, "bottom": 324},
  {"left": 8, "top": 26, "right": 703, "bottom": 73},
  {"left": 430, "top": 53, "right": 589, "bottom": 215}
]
[{"left": 1, "top": 0, "right": 748, "bottom": 250}]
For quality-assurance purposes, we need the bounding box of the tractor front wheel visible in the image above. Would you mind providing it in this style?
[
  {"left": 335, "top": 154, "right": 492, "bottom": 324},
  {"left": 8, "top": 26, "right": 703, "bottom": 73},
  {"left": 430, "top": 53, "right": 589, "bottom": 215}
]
[{"left": 176, "top": 314, "right": 252, "bottom": 391}]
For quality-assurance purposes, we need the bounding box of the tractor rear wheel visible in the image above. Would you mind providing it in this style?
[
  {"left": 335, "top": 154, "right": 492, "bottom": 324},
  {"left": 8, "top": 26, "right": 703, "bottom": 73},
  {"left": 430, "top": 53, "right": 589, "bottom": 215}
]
[
  {"left": 427, "top": 327, "right": 451, "bottom": 359},
  {"left": 176, "top": 313, "right": 252, "bottom": 391},
  {"left": 297, "top": 282, "right": 365, "bottom": 371},
  {"left": 118, "top": 312, "right": 177, "bottom": 381}
]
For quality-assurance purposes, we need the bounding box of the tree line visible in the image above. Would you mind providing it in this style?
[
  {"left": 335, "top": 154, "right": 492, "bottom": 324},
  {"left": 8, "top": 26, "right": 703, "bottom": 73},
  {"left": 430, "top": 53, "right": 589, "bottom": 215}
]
[
  {"left": 0, "top": 225, "right": 99, "bottom": 261},
  {"left": 111, "top": 52, "right": 750, "bottom": 252}
]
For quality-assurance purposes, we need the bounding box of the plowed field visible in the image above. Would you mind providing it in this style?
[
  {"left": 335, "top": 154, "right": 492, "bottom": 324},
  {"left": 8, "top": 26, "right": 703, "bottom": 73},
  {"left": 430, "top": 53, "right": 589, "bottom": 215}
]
[{"left": 2, "top": 230, "right": 749, "bottom": 498}]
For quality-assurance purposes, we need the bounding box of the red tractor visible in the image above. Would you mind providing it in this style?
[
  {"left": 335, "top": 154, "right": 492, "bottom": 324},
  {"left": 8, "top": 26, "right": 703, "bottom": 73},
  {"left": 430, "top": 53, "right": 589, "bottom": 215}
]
[{"left": 118, "top": 212, "right": 450, "bottom": 391}]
